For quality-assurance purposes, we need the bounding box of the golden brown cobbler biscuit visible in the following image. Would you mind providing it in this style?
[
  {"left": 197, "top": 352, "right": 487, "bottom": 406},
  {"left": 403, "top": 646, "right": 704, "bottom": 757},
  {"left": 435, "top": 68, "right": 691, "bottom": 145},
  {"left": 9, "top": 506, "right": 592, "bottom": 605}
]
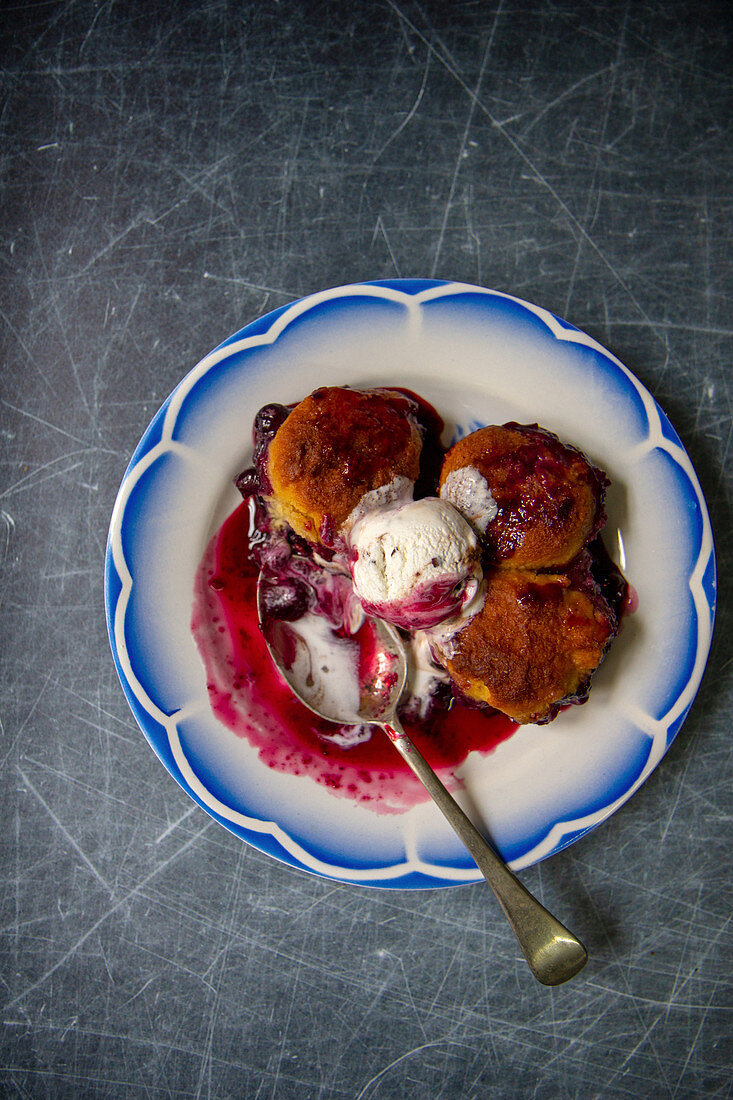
[
  {"left": 440, "top": 569, "right": 613, "bottom": 724},
  {"left": 439, "top": 424, "right": 605, "bottom": 569},
  {"left": 266, "top": 386, "right": 422, "bottom": 546}
]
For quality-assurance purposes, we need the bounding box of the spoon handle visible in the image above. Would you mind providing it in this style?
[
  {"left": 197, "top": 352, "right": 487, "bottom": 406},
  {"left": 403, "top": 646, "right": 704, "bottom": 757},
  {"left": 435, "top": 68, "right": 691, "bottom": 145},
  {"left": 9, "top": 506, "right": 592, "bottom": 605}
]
[{"left": 384, "top": 719, "right": 588, "bottom": 986}]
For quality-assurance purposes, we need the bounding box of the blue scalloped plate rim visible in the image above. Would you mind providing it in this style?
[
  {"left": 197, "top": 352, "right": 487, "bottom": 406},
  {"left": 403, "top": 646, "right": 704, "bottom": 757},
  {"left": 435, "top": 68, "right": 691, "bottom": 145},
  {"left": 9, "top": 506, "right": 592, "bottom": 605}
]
[{"left": 105, "top": 280, "right": 716, "bottom": 888}]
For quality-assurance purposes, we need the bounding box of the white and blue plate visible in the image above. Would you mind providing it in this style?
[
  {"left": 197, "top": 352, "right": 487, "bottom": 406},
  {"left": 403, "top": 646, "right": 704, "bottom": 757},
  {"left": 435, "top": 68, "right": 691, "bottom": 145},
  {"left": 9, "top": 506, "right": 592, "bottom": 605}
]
[{"left": 105, "top": 281, "right": 716, "bottom": 887}]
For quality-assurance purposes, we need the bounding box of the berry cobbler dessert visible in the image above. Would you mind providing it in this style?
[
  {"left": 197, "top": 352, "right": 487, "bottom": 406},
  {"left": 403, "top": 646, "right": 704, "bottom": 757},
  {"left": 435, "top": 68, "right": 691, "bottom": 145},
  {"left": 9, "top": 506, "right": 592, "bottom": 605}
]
[{"left": 191, "top": 385, "right": 628, "bottom": 813}]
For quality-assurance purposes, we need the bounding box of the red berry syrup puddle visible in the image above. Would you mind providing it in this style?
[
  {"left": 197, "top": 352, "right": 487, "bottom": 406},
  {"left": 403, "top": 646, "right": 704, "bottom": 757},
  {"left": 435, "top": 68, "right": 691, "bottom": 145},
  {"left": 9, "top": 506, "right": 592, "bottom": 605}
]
[{"left": 191, "top": 499, "right": 518, "bottom": 814}]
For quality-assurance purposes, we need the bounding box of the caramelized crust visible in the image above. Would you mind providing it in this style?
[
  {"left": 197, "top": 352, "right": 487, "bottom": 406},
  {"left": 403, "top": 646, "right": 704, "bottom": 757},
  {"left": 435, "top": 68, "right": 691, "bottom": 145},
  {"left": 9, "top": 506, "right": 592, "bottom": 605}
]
[
  {"left": 441, "top": 570, "right": 613, "bottom": 723},
  {"left": 440, "top": 424, "right": 605, "bottom": 568},
  {"left": 266, "top": 387, "right": 422, "bottom": 546}
]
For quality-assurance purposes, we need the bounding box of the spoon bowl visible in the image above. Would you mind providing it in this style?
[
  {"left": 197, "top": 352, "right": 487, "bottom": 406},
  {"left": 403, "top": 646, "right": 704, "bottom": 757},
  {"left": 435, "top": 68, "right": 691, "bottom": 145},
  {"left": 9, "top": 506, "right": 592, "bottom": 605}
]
[{"left": 257, "top": 577, "right": 588, "bottom": 986}]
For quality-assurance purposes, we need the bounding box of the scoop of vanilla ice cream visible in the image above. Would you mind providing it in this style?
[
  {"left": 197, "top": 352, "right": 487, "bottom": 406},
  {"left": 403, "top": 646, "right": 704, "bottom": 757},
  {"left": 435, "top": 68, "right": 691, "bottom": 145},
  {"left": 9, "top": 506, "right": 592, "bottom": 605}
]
[{"left": 348, "top": 498, "right": 482, "bottom": 630}]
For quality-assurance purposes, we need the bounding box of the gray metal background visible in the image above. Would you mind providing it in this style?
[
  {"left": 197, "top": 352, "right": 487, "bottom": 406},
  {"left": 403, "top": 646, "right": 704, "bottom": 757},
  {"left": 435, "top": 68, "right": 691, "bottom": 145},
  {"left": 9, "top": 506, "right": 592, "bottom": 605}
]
[{"left": 1, "top": 2, "right": 730, "bottom": 1096}]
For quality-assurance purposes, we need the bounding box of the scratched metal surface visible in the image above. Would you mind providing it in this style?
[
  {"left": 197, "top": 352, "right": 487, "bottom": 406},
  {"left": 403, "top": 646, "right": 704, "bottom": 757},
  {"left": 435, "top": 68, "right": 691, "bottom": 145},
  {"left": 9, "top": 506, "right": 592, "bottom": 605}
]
[{"left": 1, "top": 2, "right": 731, "bottom": 1097}]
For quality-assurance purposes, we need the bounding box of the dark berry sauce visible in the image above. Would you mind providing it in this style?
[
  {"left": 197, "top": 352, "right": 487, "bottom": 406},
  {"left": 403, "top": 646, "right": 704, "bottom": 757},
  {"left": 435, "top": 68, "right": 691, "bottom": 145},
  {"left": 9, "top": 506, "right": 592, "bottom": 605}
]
[
  {"left": 191, "top": 498, "right": 517, "bottom": 813},
  {"left": 392, "top": 386, "right": 446, "bottom": 499},
  {"left": 235, "top": 402, "right": 291, "bottom": 498}
]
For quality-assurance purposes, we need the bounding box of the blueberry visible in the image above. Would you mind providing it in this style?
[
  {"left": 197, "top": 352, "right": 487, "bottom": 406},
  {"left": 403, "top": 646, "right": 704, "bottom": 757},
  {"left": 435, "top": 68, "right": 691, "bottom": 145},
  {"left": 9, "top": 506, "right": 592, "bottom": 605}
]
[{"left": 260, "top": 578, "right": 312, "bottom": 621}]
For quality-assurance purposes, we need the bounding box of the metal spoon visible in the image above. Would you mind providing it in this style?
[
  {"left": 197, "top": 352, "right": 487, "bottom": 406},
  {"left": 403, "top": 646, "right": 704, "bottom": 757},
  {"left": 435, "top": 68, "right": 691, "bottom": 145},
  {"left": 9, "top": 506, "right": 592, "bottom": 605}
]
[{"left": 257, "top": 581, "right": 588, "bottom": 986}]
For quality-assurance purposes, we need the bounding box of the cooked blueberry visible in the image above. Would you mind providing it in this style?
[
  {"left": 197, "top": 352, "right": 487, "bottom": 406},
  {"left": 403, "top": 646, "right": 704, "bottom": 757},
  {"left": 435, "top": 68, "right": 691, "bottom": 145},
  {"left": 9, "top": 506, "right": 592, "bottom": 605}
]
[{"left": 260, "top": 578, "right": 312, "bottom": 621}]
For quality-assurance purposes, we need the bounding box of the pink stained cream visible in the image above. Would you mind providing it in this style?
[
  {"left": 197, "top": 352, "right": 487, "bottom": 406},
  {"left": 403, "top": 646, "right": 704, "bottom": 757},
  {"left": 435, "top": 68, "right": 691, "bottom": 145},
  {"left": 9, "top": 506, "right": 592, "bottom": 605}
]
[
  {"left": 191, "top": 498, "right": 518, "bottom": 814},
  {"left": 352, "top": 574, "right": 471, "bottom": 632}
]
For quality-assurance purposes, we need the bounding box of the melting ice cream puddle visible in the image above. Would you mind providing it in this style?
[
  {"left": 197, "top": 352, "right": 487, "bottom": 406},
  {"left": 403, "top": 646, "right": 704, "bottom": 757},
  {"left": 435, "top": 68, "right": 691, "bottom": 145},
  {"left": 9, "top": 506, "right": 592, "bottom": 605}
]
[
  {"left": 259, "top": 603, "right": 406, "bottom": 736},
  {"left": 263, "top": 613, "right": 363, "bottom": 724}
]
